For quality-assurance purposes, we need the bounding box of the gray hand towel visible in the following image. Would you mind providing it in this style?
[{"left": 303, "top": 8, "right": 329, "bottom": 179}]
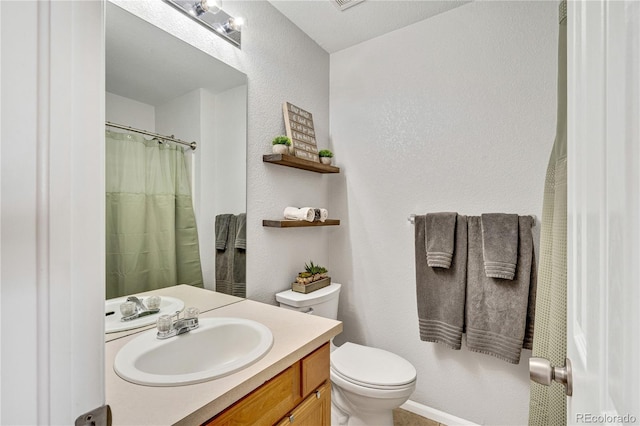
[
  {"left": 523, "top": 249, "right": 537, "bottom": 350},
  {"left": 425, "top": 212, "right": 458, "bottom": 268},
  {"left": 215, "top": 214, "right": 233, "bottom": 250},
  {"left": 216, "top": 215, "right": 236, "bottom": 295},
  {"left": 235, "top": 213, "right": 247, "bottom": 250},
  {"left": 415, "top": 214, "right": 468, "bottom": 350},
  {"left": 216, "top": 214, "right": 246, "bottom": 298},
  {"left": 466, "top": 216, "right": 536, "bottom": 364},
  {"left": 481, "top": 213, "right": 519, "bottom": 280}
]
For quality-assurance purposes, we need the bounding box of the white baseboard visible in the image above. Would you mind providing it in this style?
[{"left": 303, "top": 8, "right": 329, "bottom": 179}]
[{"left": 400, "top": 400, "right": 479, "bottom": 426}]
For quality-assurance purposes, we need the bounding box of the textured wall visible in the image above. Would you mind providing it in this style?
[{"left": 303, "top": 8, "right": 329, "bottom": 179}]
[
  {"left": 329, "top": 2, "right": 557, "bottom": 424},
  {"left": 109, "top": 0, "right": 332, "bottom": 303}
]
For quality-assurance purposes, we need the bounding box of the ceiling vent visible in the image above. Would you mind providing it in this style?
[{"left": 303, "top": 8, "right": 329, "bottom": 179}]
[{"left": 331, "top": 0, "right": 365, "bottom": 12}]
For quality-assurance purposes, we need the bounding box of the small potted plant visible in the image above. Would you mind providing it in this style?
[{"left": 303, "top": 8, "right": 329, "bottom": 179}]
[
  {"left": 293, "top": 261, "right": 331, "bottom": 293},
  {"left": 272, "top": 136, "right": 291, "bottom": 155},
  {"left": 319, "top": 149, "right": 333, "bottom": 165}
]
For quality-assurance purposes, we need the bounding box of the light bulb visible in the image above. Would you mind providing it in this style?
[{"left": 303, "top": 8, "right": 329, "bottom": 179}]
[
  {"left": 222, "top": 16, "right": 246, "bottom": 33},
  {"left": 192, "top": 0, "right": 222, "bottom": 17}
]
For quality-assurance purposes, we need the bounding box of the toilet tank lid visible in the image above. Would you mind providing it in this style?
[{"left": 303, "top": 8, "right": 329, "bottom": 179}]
[{"left": 275, "top": 283, "right": 342, "bottom": 308}]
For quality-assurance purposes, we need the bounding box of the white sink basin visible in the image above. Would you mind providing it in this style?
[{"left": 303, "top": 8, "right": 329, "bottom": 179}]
[
  {"left": 105, "top": 296, "right": 184, "bottom": 334},
  {"left": 114, "top": 317, "right": 274, "bottom": 386}
]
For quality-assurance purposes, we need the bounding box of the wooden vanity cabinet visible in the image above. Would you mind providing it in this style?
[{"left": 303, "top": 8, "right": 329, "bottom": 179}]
[
  {"left": 205, "top": 343, "right": 331, "bottom": 426},
  {"left": 275, "top": 381, "right": 331, "bottom": 426}
]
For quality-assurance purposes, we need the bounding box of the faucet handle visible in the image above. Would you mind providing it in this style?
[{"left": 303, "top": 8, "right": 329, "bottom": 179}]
[
  {"left": 120, "top": 301, "right": 136, "bottom": 317},
  {"left": 184, "top": 307, "right": 200, "bottom": 320},
  {"left": 145, "top": 295, "right": 161, "bottom": 310},
  {"left": 157, "top": 314, "right": 173, "bottom": 333}
]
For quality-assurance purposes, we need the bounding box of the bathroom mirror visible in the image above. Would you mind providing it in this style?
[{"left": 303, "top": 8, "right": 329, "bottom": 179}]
[{"left": 105, "top": 2, "right": 247, "bottom": 333}]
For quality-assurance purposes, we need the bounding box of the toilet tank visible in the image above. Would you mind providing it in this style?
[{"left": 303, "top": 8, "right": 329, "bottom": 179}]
[{"left": 275, "top": 283, "right": 341, "bottom": 320}]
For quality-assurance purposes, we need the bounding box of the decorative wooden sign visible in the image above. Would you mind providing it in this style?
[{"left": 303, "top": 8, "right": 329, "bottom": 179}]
[{"left": 283, "top": 102, "right": 319, "bottom": 162}]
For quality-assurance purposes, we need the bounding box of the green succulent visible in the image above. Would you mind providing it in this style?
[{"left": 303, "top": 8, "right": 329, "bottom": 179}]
[
  {"left": 318, "top": 149, "right": 333, "bottom": 158},
  {"left": 272, "top": 136, "right": 292, "bottom": 146},
  {"left": 304, "top": 261, "right": 326, "bottom": 275}
]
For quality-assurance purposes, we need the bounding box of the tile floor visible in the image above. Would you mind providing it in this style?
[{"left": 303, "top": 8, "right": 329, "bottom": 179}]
[{"left": 393, "top": 408, "right": 447, "bottom": 426}]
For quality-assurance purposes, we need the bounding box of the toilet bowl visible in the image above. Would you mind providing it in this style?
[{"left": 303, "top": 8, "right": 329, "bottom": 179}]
[
  {"left": 330, "top": 342, "right": 416, "bottom": 426},
  {"left": 275, "top": 283, "right": 417, "bottom": 426}
]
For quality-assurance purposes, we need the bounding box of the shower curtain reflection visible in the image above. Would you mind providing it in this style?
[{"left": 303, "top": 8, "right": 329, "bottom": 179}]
[{"left": 106, "top": 131, "right": 203, "bottom": 299}]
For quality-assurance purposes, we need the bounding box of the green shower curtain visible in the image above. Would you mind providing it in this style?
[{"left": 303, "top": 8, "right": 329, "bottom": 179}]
[
  {"left": 106, "top": 131, "right": 203, "bottom": 299},
  {"left": 529, "top": 3, "right": 567, "bottom": 425}
]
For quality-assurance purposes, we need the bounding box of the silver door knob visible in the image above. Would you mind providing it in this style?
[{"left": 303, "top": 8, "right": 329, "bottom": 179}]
[{"left": 529, "top": 357, "right": 573, "bottom": 396}]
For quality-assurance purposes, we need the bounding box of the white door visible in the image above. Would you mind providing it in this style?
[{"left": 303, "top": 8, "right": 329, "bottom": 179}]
[
  {"left": 0, "top": 1, "right": 105, "bottom": 424},
  {"left": 567, "top": 0, "right": 640, "bottom": 423}
]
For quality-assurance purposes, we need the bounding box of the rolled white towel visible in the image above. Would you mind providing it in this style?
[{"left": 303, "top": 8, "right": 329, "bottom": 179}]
[
  {"left": 303, "top": 207, "right": 329, "bottom": 222},
  {"left": 283, "top": 206, "right": 314, "bottom": 222},
  {"left": 320, "top": 208, "right": 328, "bottom": 222}
]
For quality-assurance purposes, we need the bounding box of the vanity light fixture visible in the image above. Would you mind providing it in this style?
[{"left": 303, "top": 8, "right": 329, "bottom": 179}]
[
  {"left": 189, "top": 0, "right": 222, "bottom": 17},
  {"left": 164, "top": 0, "right": 243, "bottom": 48}
]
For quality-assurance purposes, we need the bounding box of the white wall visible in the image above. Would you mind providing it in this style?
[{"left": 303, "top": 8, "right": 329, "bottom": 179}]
[
  {"left": 106, "top": 92, "right": 155, "bottom": 131},
  {"left": 111, "top": 0, "right": 332, "bottom": 303},
  {"left": 214, "top": 85, "right": 247, "bottom": 216},
  {"left": 329, "top": 2, "right": 557, "bottom": 424}
]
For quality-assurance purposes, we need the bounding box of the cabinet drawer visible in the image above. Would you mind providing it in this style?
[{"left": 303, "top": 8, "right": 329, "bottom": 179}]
[
  {"left": 276, "top": 381, "right": 331, "bottom": 426},
  {"left": 205, "top": 362, "right": 302, "bottom": 426},
  {"left": 301, "top": 343, "right": 330, "bottom": 397}
]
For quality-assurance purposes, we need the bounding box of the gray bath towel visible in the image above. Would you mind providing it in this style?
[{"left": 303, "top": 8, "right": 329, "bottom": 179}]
[
  {"left": 415, "top": 214, "right": 468, "bottom": 349},
  {"left": 215, "top": 214, "right": 233, "bottom": 250},
  {"left": 466, "top": 216, "right": 536, "bottom": 364},
  {"left": 481, "top": 213, "right": 519, "bottom": 280},
  {"left": 235, "top": 213, "right": 247, "bottom": 250},
  {"left": 215, "top": 214, "right": 246, "bottom": 298},
  {"left": 425, "top": 212, "right": 458, "bottom": 269}
]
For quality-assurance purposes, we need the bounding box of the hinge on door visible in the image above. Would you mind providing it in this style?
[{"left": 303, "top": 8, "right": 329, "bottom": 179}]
[{"left": 75, "top": 405, "right": 112, "bottom": 426}]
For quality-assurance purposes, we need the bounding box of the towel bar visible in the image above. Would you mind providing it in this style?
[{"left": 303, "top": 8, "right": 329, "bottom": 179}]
[{"left": 408, "top": 214, "right": 537, "bottom": 225}]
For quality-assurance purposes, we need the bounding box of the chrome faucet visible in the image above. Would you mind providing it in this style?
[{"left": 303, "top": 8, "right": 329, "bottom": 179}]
[
  {"left": 120, "top": 296, "right": 161, "bottom": 322},
  {"left": 156, "top": 307, "right": 200, "bottom": 340}
]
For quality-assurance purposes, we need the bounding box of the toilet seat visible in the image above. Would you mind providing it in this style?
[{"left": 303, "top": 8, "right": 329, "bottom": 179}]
[
  {"left": 330, "top": 342, "right": 417, "bottom": 390},
  {"left": 331, "top": 367, "right": 414, "bottom": 391}
]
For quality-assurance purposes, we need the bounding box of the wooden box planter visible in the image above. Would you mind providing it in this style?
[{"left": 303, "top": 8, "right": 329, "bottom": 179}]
[{"left": 292, "top": 277, "right": 331, "bottom": 294}]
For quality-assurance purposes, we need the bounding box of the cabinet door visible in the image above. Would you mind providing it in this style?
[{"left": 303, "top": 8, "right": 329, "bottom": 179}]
[
  {"left": 301, "top": 343, "right": 330, "bottom": 397},
  {"left": 276, "top": 381, "right": 331, "bottom": 426},
  {"left": 206, "top": 363, "right": 302, "bottom": 426}
]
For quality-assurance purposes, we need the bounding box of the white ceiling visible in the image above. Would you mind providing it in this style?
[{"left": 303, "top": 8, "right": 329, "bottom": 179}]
[
  {"left": 106, "top": 2, "right": 246, "bottom": 106},
  {"left": 268, "top": 0, "right": 470, "bottom": 53}
]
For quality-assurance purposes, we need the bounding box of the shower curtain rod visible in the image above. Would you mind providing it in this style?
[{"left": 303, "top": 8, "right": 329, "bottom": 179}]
[{"left": 106, "top": 121, "right": 197, "bottom": 150}]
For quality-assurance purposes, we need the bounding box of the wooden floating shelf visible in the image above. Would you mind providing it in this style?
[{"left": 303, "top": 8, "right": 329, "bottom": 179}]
[
  {"left": 263, "top": 154, "right": 340, "bottom": 174},
  {"left": 262, "top": 219, "right": 340, "bottom": 228}
]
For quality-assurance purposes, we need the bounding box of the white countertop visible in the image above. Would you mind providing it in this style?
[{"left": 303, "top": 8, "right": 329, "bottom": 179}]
[
  {"left": 106, "top": 285, "right": 243, "bottom": 342},
  {"left": 105, "top": 292, "right": 342, "bottom": 425}
]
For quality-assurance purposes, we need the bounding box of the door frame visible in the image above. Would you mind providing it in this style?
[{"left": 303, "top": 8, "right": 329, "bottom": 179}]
[{"left": 0, "top": 1, "right": 105, "bottom": 424}]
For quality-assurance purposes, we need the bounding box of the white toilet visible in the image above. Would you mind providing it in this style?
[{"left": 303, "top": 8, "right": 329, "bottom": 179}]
[{"left": 276, "top": 283, "right": 417, "bottom": 426}]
